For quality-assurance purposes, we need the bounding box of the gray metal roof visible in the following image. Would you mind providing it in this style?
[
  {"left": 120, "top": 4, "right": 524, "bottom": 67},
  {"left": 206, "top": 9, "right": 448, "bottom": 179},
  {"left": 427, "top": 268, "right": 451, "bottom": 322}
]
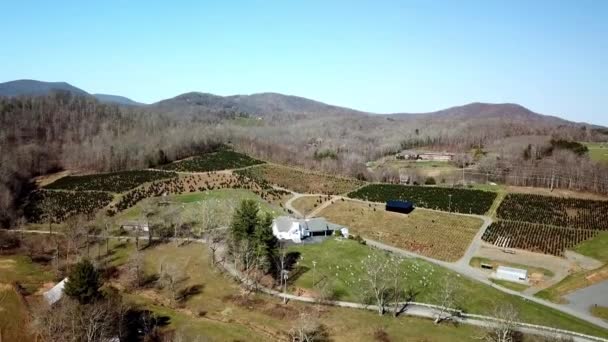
[{"left": 274, "top": 216, "right": 297, "bottom": 233}]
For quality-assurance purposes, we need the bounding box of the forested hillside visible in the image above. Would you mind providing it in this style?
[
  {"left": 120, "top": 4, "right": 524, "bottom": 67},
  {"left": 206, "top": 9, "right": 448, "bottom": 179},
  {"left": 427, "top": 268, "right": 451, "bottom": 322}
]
[{"left": 1, "top": 89, "right": 607, "bottom": 226}]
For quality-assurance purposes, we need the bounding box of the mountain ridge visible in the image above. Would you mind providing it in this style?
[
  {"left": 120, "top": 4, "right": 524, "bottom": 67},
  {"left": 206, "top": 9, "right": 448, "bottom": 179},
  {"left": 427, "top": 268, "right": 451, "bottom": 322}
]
[{"left": 0, "top": 79, "right": 597, "bottom": 127}]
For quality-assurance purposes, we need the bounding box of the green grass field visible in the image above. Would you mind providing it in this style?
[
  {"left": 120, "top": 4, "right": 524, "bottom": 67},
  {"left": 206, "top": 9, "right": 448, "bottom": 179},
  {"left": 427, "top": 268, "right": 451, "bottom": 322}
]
[
  {"left": 135, "top": 242, "right": 485, "bottom": 341},
  {"left": 112, "top": 189, "right": 285, "bottom": 233},
  {"left": 490, "top": 279, "right": 529, "bottom": 292},
  {"left": 289, "top": 239, "right": 608, "bottom": 338},
  {"left": 591, "top": 306, "right": 608, "bottom": 321},
  {"left": 583, "top": 142, "right": 608, "bottom": 164}
]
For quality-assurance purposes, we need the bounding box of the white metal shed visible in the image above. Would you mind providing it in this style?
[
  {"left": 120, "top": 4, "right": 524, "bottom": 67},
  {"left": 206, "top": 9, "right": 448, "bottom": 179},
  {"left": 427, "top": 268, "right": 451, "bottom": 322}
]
[{"left": 495, "top": 266, "right": 528, "bottom": 282}]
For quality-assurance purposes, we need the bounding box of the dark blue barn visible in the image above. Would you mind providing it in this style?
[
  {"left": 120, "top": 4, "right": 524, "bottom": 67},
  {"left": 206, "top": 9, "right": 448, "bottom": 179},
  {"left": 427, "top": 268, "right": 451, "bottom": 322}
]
[{"left": 385, "top": 200, "right": 414, "bottom": 214}]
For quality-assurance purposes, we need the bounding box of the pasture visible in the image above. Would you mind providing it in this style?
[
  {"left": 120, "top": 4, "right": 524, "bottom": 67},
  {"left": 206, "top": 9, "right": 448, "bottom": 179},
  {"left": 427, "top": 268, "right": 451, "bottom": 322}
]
[
  {"left": 318, "top": 199, "right": 483, "bottom": 261},
  {"left": 288, "top": 238, "right": 608, "bottom": 338},
  {"left": 583, "top": 142, "right": 608, "bottom": 164}
]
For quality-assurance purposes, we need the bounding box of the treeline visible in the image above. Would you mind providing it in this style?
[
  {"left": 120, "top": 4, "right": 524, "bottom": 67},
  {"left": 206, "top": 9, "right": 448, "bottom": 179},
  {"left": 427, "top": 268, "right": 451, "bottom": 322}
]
[
  {"left": 2, "top": 92, "right": 607, "bottom": 226},
  {"left": 0, "top": 92, "right": 224, "bottom": 226}
]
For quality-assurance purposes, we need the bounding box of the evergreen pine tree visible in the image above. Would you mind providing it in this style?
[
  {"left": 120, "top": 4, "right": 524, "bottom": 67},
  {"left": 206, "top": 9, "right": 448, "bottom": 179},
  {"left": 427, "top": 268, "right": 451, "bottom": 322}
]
[
  {"left": 64, "top": 259, "right": 102, "bottom": 304},
  {"left": 230, "top": 199, "right": 260, "bottom": 243}
]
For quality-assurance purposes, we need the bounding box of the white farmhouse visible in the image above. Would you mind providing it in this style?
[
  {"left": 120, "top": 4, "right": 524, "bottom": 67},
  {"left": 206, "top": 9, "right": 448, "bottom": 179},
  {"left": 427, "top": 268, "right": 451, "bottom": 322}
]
[
  {"left": 495, "top": 266, "right": 528, "bottom": 283},
  {"left": 271, "top": 216, "right": 343, "bottom": 243}
]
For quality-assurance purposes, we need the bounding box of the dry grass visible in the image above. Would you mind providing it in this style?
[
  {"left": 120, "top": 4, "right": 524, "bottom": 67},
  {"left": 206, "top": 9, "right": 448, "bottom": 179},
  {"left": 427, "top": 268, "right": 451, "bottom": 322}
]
[
  {"left": 245, "top": 164, "right": 365, "bottom": 195},
  {"left": 290, "top": 195, "right": 331, "bottom": 216},
  {"left": 318, "top": 200, "right": 483, "bottom": 261},
  {"left": 0, "top": 285, "right": 33, "bottom": 342}
]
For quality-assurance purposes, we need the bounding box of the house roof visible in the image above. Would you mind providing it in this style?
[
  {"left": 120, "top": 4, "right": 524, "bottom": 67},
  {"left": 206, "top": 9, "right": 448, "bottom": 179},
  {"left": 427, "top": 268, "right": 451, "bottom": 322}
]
[
  {"left": 43, "top": 277, "right": 68, "bottom": 305},
  {"left": 273, "top": 216, "right": 343, "bottom": 233},
  {"left": 274, "top": 216, "right": 297, "bottom": 233},
  {"left": 302, "top": 218, "right": 342, "bottom": 232},
  {"left": 496, "top": 266, "right": 527, "bottom": 277}
]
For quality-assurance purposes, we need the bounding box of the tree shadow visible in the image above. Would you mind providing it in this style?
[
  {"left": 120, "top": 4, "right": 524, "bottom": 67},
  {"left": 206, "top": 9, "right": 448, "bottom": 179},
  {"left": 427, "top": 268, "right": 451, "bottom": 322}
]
[
  {"left": 177, "top": 284, "right": 205, "bottom": 302},
  {"left": 120, "top": 309, "right": 171, "bottom": 342}
]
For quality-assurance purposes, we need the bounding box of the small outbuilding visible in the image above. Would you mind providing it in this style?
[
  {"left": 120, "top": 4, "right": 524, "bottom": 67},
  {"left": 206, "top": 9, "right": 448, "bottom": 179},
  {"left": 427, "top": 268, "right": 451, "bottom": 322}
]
[
  {"left": 385, "top": 200, "right": 414, "bottom": 214},
  {"left": 495, "top": 266, "right": 528, "bottom": 282},
  {"left": 43, "top": 277, "right": 68, "bottom": 305}
]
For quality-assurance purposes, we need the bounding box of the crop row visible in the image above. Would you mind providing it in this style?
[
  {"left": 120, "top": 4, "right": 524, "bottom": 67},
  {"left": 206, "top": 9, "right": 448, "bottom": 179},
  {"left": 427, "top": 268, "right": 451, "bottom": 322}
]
[
  {"left": 236, "top": 164, "right": 365, "bottom": 195},
  {"left": 159, "top": 150, "right": 264, "bottom": 172},
  {"left": 111, "top": 172, "right": 288, "bottom": 214},
  {"left": 481, "top": 220, "right": 599, "bottom": 256},
  {"left": 45, "top": 170, "right": 177, "bottom": 193},
  {"left": 497, "top": 193, "right": 608, "bottom": 231},
  {"left": 348, "top": 184, "right": 496, "bottom": 215},
  {"left": 23, "top": 190, "right": 113, "bottom": 223}
]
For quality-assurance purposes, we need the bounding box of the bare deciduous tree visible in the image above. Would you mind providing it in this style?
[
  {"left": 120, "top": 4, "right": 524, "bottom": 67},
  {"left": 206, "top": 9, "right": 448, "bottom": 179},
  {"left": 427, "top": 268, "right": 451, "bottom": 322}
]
[{"left": 433, "top": 274, "right": 460, "bottom": 324}]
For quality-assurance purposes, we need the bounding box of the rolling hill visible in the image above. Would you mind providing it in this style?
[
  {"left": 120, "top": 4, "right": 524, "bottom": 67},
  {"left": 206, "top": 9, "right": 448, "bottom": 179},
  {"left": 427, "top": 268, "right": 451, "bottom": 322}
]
[
  {"left": 93, "top": 93, "right": 144, "bottom": 106},
  {"left": 0, "top": 79, "right": 88, "bottom": 97}
]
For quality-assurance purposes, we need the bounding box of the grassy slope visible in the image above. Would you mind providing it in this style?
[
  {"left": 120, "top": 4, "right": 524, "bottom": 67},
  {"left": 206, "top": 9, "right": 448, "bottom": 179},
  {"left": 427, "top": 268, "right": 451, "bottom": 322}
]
[
  {"left": 290, "top": 195, "right": 327, "bottom": 216},
  {"left": 113, "top": 189, "right": 285, "bottom": 229},
  {"left": 136, "top": 242, "right": 483, "bottom": 341},
  {"left": 318, "top": 200, "right": 482, "bottom": 262},
  {"left": 0, "top": 285, "right": 32, "bottom": 342},
  {"left": 289, "top": 239, "right": 608, "bottom": 338},
  {"left": 536, "top": 232, "right": 608, "bottom": 303}
]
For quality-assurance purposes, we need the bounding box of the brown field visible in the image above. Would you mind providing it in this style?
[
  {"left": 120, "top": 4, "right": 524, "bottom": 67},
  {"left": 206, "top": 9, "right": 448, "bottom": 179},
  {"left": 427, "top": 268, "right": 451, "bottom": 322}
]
[
  {"left": 290, "top": 195, "right": 332, "bottom": 216},
  {"left": 318, "top": 200, "right": 483, "bottom": 262},
  {"left": 245, "top": 164, "right": 365, "bottom": 195}
]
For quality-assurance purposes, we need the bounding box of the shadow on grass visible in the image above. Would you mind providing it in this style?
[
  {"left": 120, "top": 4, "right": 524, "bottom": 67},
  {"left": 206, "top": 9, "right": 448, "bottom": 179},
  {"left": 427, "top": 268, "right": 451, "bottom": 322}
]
[{"left": 177, "top": 284, "right": 205, "bottom": 302}]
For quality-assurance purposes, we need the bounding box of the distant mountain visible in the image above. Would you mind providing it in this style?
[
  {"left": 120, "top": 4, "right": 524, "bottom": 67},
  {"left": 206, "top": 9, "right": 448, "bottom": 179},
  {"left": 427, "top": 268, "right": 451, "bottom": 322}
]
[
  {"left": 94, "top": 93, "right": 143, "bottom": 106},
  {"left": 391, "top": 102, "right": 574, "bottom": 126},
  {"left": 0, "top": 79, "right": 88, "bottom": 97}
]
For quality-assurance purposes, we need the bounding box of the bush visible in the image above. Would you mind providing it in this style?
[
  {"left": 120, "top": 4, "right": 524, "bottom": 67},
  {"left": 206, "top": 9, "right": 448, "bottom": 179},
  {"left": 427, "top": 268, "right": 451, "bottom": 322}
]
[{"left": 424, "top": 177, "right": 436, "bottom": 185}]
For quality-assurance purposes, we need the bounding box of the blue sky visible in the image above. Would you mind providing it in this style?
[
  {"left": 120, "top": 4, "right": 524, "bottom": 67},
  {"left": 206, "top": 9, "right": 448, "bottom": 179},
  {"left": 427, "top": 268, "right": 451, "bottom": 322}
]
[{"left": 1, "top": 1, "right": 607, "bottom": 125}]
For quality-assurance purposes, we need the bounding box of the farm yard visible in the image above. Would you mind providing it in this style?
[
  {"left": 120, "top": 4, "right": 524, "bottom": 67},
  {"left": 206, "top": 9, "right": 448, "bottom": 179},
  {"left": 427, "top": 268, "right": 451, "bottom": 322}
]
[
  {"left": 481, "top": 221, "right": 599, "bottom": 256},
  {"left": 317, "top": 199, "right": 483, "bottom": 261},
  {"left": 44, "top": 170, "right": 177, "bottom": 192},
  {"left": 348, "top": 183, "right": 496, "bottom": 215},
  {"left": 158, "top": 149, "right": 264, "bottom": 172},
  {"left": 236, "top": 164, "right": 365, "bottom": 195}
]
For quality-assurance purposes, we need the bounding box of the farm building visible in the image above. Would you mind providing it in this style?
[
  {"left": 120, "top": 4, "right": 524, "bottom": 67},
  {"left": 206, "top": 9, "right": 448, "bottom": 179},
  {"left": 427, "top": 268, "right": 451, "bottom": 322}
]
[
  {"left": 386, "top": 200, "right": 414, "bottom": 214},
  {"left": 120, "top": 221, "right": 149, "bottom": 232},
  {"left": 43, "top": 277, "right": 68, "bottom": 305},
  {"left": 495, "top": 266, "right": 528, "bottom": 282},
  {"left": 396, "top": 150, "right": 454, "bottom": 162},
  {"left": 272, "top": 216, "right": 344, "bottom": 243}
]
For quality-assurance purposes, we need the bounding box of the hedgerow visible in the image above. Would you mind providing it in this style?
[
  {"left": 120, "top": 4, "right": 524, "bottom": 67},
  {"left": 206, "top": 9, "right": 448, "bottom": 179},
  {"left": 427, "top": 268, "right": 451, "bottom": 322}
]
[
  {"left": 44, "top": 170, "right": 177, "bottom": 193},
  {"left": 159, "top": 150, "right": 264, "bottom": 172},
  {"left": 347, "top": 184, "right": 496, "bottom": 215},
  {"left": 23, "top": 190, "right": 113, "bottom": 223}
]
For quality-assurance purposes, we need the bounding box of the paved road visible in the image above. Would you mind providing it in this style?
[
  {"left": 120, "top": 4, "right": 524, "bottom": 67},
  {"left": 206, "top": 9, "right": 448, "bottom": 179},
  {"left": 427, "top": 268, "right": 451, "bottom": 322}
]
[{"left": 565, "top": 280, "right": 608, "bottom": 314}]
